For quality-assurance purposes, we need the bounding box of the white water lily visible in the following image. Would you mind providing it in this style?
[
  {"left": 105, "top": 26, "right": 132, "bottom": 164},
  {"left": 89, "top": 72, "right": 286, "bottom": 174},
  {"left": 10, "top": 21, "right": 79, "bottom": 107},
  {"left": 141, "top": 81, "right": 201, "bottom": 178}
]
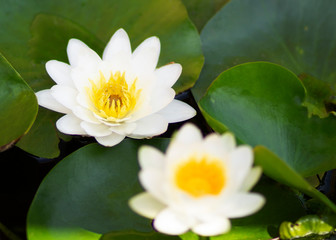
[
  {"left": 129, "top": 124, "right": 265, "bottom": 236},
  {"left": 36, "top": 28, "right": 196, "bottom": 146}
]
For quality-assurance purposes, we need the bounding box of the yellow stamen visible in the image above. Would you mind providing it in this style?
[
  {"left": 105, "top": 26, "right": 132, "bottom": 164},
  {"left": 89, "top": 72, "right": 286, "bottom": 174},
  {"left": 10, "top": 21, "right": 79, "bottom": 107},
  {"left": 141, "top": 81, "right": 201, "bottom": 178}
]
[
  {"left": 87, "top": 71, "right": 141, "bottom": 121},
  {"left": 175, "top": 156, "right": 226, "bottom": 198}
]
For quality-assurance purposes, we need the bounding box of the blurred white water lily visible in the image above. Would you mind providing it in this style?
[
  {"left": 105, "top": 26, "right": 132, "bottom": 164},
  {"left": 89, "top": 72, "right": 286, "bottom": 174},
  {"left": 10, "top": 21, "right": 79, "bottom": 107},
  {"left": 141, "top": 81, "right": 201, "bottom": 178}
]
[
  {"left": 129, "top": 124, "right": 265, "bottom": 236},
  {"left": 36, "top": 28, "right": 196, "bottom": 146}
]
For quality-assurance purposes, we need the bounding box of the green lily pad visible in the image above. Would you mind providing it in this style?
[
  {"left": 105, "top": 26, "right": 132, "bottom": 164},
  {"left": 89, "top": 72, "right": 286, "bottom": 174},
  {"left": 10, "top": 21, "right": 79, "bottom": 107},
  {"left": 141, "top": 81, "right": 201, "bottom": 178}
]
[
  {"left": 254, "top": 146, "right": 336, "bottom": 214},
  {"left": 0, "top": 0, "right": 203, "bottom": 158},
  {"left": 27, "top": 138, "right": 170, "bottom": 240},
  {"left": 299, "top": 74, "right": 334, "bottom": 118},
  {"left": 193, "top": 0, "right": 336, "bottom": 101},
  {"left": 199, "top": 62, "right": 336, "bottom": 177},
  {"left": 0, "top": 52, "right": 37, "bottom": 151},
  {"left": 100, "top": 231, "right": 180, "bottom": 240},
  {"left": 181, "top": 0, "right": 229, "bottom": 31}
]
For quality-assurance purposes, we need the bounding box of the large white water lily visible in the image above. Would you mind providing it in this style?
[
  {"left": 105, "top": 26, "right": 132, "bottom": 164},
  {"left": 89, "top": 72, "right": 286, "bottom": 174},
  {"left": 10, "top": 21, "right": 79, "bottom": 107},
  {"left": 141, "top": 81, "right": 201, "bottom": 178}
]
[
  {"left": 35, "top": 28, "right": 196, "bottom": 146},
  {"left": 129, "top": 124, "right": 265, "bottom": 236}
]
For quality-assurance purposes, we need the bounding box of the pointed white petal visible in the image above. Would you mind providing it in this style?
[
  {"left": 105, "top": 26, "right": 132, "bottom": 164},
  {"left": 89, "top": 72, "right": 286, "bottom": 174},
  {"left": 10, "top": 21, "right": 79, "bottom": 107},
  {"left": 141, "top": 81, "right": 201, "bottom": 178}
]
[
  {"left": 139, "top": 169, "right": 167, "bottom": 204},
  {"left": 103, "top": 28, "right": 132, "bottom": 62},
  {"left": 203, "top": 133, "right": 230, "bottom": 160},
  {"left": 149, "top": 87, "right": 175, "bottom": 113},
  {"left": 129, "top": 192, "right": 166, "bottom": 219},
  {"left": 155, "top": 63, "right": 182, "bottom": 88},
  {"left": 132, "top": 36, "right": 160, "bottom": 74},
  {"left": 95, "top": 132, "right": 125, "bottom": 147},
  {"left": 221, "top": 132, "right": 236, "bottom": 152},
  {"left": 240, "top": 166, "right": 263, "bottom": 192},
  {"left": 128, "top": 114, "right": 168, "bottom": 138},
  {"left": 192, "top": 217, "right": 231, "bottom": 236},
  {"left": 220, "top": 193, "right": 265, "bottom": 218},
  {"left": 172, "top": 123, "right": 203, "bottom": 145},
  {"left": 45, "top": 60, "right": 74, "bottom": 87},
  {"left": 138, "top": 146, "right": 165, "bottom": 170},
  {"left": 67, "top": 39, "right": 101, "bottom": 67},
  {"left": 50, "top": 85, "right": 78, "bottom": 110},
  {"left": 35, "top": 89, "right": 70, "bottom": 114},
  {"left": 153, "top": 209, "right": 190, "bottom": 235},
  {"left": 80, "top": 122, "right": 111, "bottom": 137},
  {"left": 227, "top": 146, "right": 254, "bottom": 191},
  {"left": 158, "top": 100, "right": 196, "bottom": 123},
  {"left": 56, "top": 114, "right": 87, "bottom": 135}
]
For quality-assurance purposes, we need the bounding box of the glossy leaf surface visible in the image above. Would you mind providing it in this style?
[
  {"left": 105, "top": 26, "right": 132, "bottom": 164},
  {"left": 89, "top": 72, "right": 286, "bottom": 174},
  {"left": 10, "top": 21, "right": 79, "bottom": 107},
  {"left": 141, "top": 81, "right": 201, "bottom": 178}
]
[
  {"left": 0, "top": 53, "right": 37, "bottom": 150},
  {"left": 200, "top": 62, "right": 336, "bottom": 177},
  {"left": 27, "top": 139, "right": 169, "bottom": 240},
  {"left": 193, "top": 0, "right": 336, "bottom": 101}
]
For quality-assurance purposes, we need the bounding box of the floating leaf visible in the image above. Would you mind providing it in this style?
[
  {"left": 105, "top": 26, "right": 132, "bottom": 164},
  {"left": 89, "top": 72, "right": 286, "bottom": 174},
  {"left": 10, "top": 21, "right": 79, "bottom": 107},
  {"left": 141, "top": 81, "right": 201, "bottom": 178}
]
[
  {"left": 100, "top": 231, "right": 180, "bottom": 240},
  {"left": 27, "top": 139, "right": 169, "bottom": 240},
  {"left": 193, "top": 0, "right": 336, "bottom": 101},
  {"left": 254, "top": 146, "right": 336, "bottom": 214},
  {"left": 181, "top": 0, "right": 229, "bottom": 31},
  {"left": 200, "top": 62, "right": 336, "bottom": 177},
  {"left": 0, "top": 52, "right": 37, "bottom": 150}
]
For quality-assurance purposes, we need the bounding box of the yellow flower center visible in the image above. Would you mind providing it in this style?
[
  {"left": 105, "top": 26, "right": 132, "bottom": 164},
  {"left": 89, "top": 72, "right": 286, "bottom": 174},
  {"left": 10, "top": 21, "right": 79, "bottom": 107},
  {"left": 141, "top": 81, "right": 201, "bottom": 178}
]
[
  {"left": 87, "top": 71, "right": 141, "bottom": 121},
  {"left": 175, "top": 156, "right": 226, "bottom": 198}
]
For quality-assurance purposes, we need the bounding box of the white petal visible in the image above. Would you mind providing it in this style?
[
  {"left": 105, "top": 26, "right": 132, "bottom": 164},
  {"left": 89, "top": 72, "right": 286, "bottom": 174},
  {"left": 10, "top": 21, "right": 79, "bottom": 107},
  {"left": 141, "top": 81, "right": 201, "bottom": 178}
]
[
  {"left": 109, "top": 122, "right": 137, "bottom": 135},
  {"left": 240, "top": 166, "right": 263, "bottom": 192},
  {"left": 227, "top": 146, "right": 254, "bottom": 191},
  {"left": 73, "top": 106, "right": 100, "bottom": 124},
  {"left": 67, "top": 39, "right": 101, "bottom": 67},
  {"left": 103, "top": 28, "right": 132, "bottom": 63},
  {"left": 128, "top": 114, "right": 168, "bottom": 138},
  {"left": 155, "top": 63, "right": 182, "bottom": 88},
  {"left": 138, "top": 146, "right": 165, "bottom": 170},
  {"left": 56, "top": 114, "right": 87, "bottom": 135},
  {"left": 95, "top": 132, "right": 125, "bottom": 147},
  {"left": 157, "top": 100, "right": 196, "bottom": 123},
  {"left": 139, "top": 169, "right": 167, "bottom": 204},
  {"left": 35, "top": 89, "right": 70, "bottom": 114},
  {"left": 220, "top": 193, "right": 265, "bottom": 218},
  {"left": 50, "top": 85, "right": 78, "bottom": 110},
  {"left": 221, "top": 132, "right": 237, "bottom": 152},
  {"left": 192, "top": 217, "right": 231, "bottom": 236},
  {"left": 172, "top": 123, "right": 203, "bottom": 145},
  {"left": 80, "top": 122, "right": 111, "bottom": 137},
  {"left": 71, "top": 67, "right": 93, "bottom": 92},
  {"left": 149, "top": 87, "right": 175, "bottom": 114},
  {"left": 132, "top": 36, "right": 160, "bottom": 74},
  {"left": 202, "top": 133, "right": 231, "bottom": 161},
  {"left": 153, "top": 209, "right": 190, "bottom": 235},
  {"left": 46, "top": 60, "right": 74, "bottom": 87},
  {"left": 129, "top": 192, "right": 166, "bottom": 219}
]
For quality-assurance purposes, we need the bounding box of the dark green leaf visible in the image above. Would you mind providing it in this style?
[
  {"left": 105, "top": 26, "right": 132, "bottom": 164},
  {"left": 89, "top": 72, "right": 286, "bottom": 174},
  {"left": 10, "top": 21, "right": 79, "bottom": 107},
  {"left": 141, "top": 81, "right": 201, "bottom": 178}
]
[
  {"left": 0, "top": 52, "right": 37, "bottom": 150},
  {"left": 199, "top": 62, "right": 336, "bottom": 177},
  {"left": 193, "top": 0, "right": 336, "bottom": 101},
  {"left": 181, "top": 0, "right": 229, "bottom": 31},
  {"left": 27, "top": 138, "right": 169, "bottom": 240},
  {"left": 299, "top": 74, "right": 333, "bottom": 118},
  {"left": 254, "top": 146, "right": 336, "bottom": 214},
  {"left": 100, "top": 231, "right": 180, "bottom": 240}
]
